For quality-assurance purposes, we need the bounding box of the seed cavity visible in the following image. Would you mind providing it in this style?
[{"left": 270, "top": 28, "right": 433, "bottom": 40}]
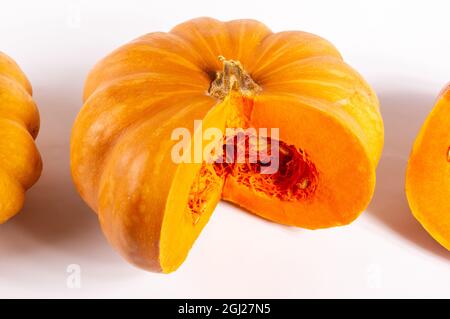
[{"left": 213, "top": 134, "right": 318, "bottom": 201}]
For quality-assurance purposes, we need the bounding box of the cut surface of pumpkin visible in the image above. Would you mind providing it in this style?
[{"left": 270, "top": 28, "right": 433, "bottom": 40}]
[
  {"left": 71, "top": 18, "right": 384, "bottom": 272},
  {"left": 0, "top": 52, "right": 42, "bottom": 223},
  {"left": 406, "top": 83, "right": 450, "bottom": 250}
]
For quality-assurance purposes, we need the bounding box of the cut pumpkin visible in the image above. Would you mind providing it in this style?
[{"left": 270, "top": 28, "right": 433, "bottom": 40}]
[
  {"left": 0, "top": 52, "right": 42, "bottom": 223},
  {"left": 71, "top": 18, "right": 384, "bottom": 272},
  {"left": 406, "top": 83, "right": 450, "bottom": 250}
]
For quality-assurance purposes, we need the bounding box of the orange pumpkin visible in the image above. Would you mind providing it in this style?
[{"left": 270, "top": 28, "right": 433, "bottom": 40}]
[
  {"left": 71, "top": 18, "right": 384, "bottom": 272},
  {"left": 406, "top": 83, "right": 450, "bottom": 250},
  {"left": 0, "top": 52, "right": 42, "bottom": 223}
]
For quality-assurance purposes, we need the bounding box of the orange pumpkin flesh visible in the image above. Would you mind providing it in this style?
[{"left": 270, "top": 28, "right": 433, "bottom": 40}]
[
  {"left": 0, "top": 52, "right": 42, "bottom": 223},
  {"left": 406, "top": 84, "right": 450, "bottom": 250},
  {"left": 71, "top": 18, "right": 383, "bottom": 272}
]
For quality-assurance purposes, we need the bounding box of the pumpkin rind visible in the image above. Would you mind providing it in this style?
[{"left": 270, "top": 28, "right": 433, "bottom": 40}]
[
  {"left": 0, "top": 52, "right": 42, "bottom": 223},
  {"left": 71, "top": 18, "right": 384, "bottom": 272},
  {"left": 406, "top": 83, "right": 450, "bottom": 250}
]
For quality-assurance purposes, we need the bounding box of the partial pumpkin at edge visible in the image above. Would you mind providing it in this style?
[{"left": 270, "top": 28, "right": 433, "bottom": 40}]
[
  {"left": 0, "top": 52, "right": 42, "bottom": 223},
  {"left": 406, "top": 83, "right": 450, "bottom": 250}
]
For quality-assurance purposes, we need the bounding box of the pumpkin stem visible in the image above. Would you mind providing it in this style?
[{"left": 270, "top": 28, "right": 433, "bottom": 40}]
[{"left": 209, "top": 56, "right": 262, "bottom": 100}]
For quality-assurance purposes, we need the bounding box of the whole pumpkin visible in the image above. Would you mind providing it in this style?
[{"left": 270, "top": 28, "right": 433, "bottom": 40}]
[
  {"left": 71, "top": 18, "right": 384, "bottom": 272},
  {"left": 406, "top": 83, "right": 450, "bottom": 250},
  {"left": 0, "top": 52, "right": 42, "bottom": 223}
]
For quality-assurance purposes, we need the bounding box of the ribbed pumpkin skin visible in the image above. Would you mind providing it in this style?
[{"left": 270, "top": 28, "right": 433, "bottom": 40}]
[
  {"left": 0, "top": 52, "right": 42, "bottom": 223},
  {"left": 71, "top": 18, "right": 383, "bottom": 272}
]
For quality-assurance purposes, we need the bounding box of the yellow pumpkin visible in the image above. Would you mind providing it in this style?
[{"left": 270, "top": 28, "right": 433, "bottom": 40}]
[
  {"left": 0, "top": 52, "right": 42, "bottom": 223},
  {"left": 406, "top": 83, "right": 450, "bottom": 250},
  {"left": 71, "top": 18, "right": 384, "bottom": 272}
]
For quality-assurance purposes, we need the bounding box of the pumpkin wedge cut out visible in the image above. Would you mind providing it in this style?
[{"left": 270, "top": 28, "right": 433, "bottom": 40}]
[
  {"left": 406, "top": 83, "right": 450, "bottom": 250},
  {"left": 0, "top": 52, "right": 42, "bottom": 223},
  {"left": 71, "top": 18, "right": 384, "bottom": 272}
]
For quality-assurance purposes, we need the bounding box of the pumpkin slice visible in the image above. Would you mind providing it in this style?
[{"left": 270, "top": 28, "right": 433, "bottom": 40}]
[
  {"left": 406, "top": 83, "right": 450, "bottom": 250},
  {"left": 71, "top": 18, "right": 383, "bottom": 272},
  {"left": 0, "top": 52, "right": 42, "bottom": 223}
]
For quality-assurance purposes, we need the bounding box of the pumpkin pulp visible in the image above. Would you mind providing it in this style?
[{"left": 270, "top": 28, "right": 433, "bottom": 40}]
[
  {"left": 406, "top": 84, "right": 450, "bottom": 250},
  {"left": 162, "top": 58, "right": 320, "bottom": 272},
  {"left": 186, "top": 58, "right": 319, "bottom": 224}
]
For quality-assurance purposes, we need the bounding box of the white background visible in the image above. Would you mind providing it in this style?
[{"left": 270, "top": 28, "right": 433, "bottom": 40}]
[{"left": 0, "top": 0, "right": 449, "bottom": 298}]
